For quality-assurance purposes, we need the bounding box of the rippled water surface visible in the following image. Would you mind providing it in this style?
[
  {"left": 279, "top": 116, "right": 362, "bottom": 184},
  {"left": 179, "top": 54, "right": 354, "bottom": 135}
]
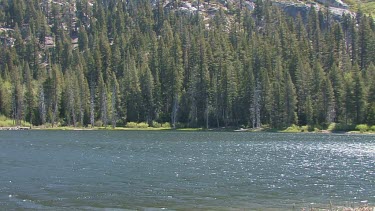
[{"left": 0, "top": 131, "right": 374, "bottom": 210}]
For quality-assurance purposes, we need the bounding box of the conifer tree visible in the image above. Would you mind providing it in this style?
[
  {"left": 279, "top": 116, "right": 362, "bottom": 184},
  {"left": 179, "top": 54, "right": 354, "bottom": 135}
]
[
  {"left": 24, "top": 64, "right": 35, "bottom": 126},
  {"left": 352, "top": 66, "right": 366, "bottom": 124}
]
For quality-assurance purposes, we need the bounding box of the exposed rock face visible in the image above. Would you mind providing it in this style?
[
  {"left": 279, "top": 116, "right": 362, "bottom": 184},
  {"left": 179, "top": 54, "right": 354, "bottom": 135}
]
[
  {"left": 157, "top": 0, "right": 354, "bottom": 21},
  {"left": 272, "top": 1, "right": 354, "bottom": 21},
  {"left": 315, "top": 0, "right": 349, "bottom": 9},
  {"left": 273, "top": 1, "right": 311, "bottom": 20}
]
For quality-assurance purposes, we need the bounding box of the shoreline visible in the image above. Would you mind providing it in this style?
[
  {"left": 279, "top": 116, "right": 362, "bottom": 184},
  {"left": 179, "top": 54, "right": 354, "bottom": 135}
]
[
  {"left": 1, "top": 126, "right": 374, "bottom": 134},
  {"left": 0, "top": 126, "right": 30, "bottom": 131}
]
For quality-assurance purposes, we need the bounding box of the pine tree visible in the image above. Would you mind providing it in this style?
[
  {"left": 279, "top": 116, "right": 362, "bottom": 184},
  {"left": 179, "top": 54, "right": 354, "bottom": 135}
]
[
  {"left": 38, "top": 85, "right": 46, "bottom": 126},
  {"left": 284, "top": 70, "right": 298, "bottom": 126},
  {"left": 321, "top": 77, "right": 335, "bottom": 124},
  {"left": 24, "top": 64, "right": 35, "bottom": 126},
  {"left": 358, "top": 16, "right": 372, "bottom": 70},
  {"left": 98, "top": 71, "right": 108, "bottom": 127},
  {"left": 109, "top": 72, "right": 120, "bottom": 128},
  {"left": 352, "top": 66, "right": 366, "bottom": 124},
  {"left": 0, "top": 75, "right": 12, "bottom": 117},
  {"left": 328, "top": 64, "right": 344, "bottom": 122},
  {"left": 366, "top": 68, "right": 375, "bottom": 125},
  {"left": 140, "top": 62, "right": 154, "bottom": 126}
]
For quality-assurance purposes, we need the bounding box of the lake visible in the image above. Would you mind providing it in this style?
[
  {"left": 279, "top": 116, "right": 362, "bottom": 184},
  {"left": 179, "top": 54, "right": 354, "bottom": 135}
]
[{"left": 0, "top": 131, "right": 374, "bottom": 210}]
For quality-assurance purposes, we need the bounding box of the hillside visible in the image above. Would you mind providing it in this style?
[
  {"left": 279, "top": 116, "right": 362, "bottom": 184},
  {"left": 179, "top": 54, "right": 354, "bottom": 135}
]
[
  {"left": 343, "top": 0, "right": 375, "bottom": 16},
  {"left": 0, "top": 0, "right": 374, "bottom": 130}
]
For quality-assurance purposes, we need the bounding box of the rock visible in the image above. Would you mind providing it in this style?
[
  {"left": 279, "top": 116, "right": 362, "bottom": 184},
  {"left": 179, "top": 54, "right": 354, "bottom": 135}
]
[
  {"left": 273, "top": 1, "right": 311, "bottom": 20},
  {"left": 315, "top": 0, "right": 349, "bottom": 9},
  {"left": 271, "top": 1, "right": 354, "bottom": 21},
  {"left": 158, "top": 0, "right": 354, "bottom": 22}
]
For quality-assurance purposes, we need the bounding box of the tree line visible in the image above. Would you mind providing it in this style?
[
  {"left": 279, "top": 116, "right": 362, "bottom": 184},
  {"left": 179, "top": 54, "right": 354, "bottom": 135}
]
[{"left": 0, "top": 0, "right": 374, "bottom": 129}]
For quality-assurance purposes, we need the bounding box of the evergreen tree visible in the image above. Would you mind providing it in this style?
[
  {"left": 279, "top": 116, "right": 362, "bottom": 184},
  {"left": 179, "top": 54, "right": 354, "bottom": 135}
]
[{"left": 352, "top": 66, "right": 366, "bottom": 124}]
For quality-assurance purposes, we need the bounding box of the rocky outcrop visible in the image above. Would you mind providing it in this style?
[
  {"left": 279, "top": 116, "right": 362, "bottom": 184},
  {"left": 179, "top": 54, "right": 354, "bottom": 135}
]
[
  {"left": 273, "top": 1, "right": 311, "bottom": 20},
  {"left": 315, "top": 0, "right": 349, "bottom": 9},
  {"left": 158, "top": 0, "right": 354, "bottom": 22},
  {"left": 272, "top": 1, "right": 354, "bottom": 21}
]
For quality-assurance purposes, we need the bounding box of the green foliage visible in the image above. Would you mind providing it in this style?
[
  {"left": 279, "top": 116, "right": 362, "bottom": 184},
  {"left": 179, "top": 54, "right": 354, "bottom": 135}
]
[
  {"left": 95, "top": 120, "right": 103, "bottom": 127},
  {"left": 126, "top": 122, "right": 149, "bottom": 129},
  {"left": 314, "top": 127, "right": 322, "bottom": 133},
  {"left": 327, "top": 123, "right": 337, "bottom": 131},
  {"left": 331, "top": 123, "right": 356, "bottom": 131},
  {"left": 300, "top": 125, "right": 309, "bottom": 132},
  {"left": 355, "top": 124, "right": 369, "bottom": 133},
  {"left": 370, "top": 125, "right": 375, "bottom": 132},
  {"left": 160, "top": 122, "right": 171, "bottom": 129},
  {"left": 0, "top": 116, "right": 14, "bottom": 127},
  {"left": 0, "top": 115, "right": 7, "bottom": 122},
  {"left": 283, "top": 124, "right": 301, "bottom": 133},
  {"left": 0, "top": 0, "right": 374, "bottom": 130},
  {"left": 152, "top": 121, "right": 171, "bottom": 129},
  {"left": 363, "top": 2, "right": 375, "bottom": 16},
  {"left": 0, "top": 115, "right": 31, "bottom": 127}
]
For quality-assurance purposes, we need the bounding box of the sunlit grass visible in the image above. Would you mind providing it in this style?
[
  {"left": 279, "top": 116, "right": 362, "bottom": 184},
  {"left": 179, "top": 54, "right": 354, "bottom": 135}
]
[
  {"left": 0, "top": 115, "right": 31, "bottom": 127},
  {"left": 343, "top": 0, "right": 375, "bottom": 16},
  {"left": 362, "top": 1, "right": 375, "bottom": 16}
]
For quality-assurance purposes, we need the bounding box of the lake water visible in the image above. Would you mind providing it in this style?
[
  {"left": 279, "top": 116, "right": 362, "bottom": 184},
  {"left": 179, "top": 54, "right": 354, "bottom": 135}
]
[{"left": 0, "top": 131, "right": 374, "bottom": 210}]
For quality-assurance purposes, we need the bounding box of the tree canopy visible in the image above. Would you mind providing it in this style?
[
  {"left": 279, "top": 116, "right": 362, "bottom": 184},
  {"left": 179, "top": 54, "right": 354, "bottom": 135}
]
[{"left": 0, "top": 0, "right": 374, "bottom": 129}]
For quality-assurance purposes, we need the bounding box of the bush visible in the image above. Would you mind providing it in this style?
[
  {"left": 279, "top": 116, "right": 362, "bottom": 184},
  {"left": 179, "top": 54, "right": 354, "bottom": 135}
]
[
  {"left": 152, "top": 121, "right": 162, "bottom": 128},
  {"left": 355, "top": 124, "right": 369, "bottom": 133},
  {"left": 175, "top": 122, "right": 187, "bottom": 129},
  {"left": 160, "top": 122, "right": 171, "bottom": 128},
  {"left": 314, "top": 127, "right": 321, "bottom": 133},
  {"left": 137, "top": 122, "right": 149, "bottom": 128},
  {"left": 94, "top": 120, "right": 103, "bottom": 127},
  {"left": 283, "top": 124, "right": 301, "bottom": 132},
  {"left": 126, "top": 122, "right": 138, "bottom": 128},
  {"left": 0, "top": 119, "right": 14, "bottom": 127},
  {"left": 327, "top": 123, "right": 336, "bottom": 131},
  {"left": 301, "top": 125, "right": 309, "bottom": 132},
  {"left": 0, "top": 115, "right": 7, "bottom": 122},
  {"left": 0, "top": 115, "right": 32, "bottom": 127},
  {"left": 332, "top": 123, "right": 355, "bottom": 131},
  {"left": 370, "top": 125, "right": 375, "bottom": 132},
  {"left": 126, "top": 122, "right": 149, "bottom": 128}
]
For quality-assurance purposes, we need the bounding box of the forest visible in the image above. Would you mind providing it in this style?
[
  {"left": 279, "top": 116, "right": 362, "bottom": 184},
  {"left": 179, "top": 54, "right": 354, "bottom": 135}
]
[{"left": 0, "top": 0, "right": 374, "bottom": 130}]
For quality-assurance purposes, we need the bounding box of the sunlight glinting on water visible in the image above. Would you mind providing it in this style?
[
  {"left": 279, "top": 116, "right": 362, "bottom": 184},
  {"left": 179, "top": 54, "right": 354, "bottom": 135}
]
[{"left": 0, "top": 131, "right": 374, "bottom": 210}]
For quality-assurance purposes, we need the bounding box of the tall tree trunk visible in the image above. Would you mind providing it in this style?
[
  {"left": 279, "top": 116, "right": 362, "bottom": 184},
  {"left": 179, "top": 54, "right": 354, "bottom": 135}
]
[
  {"left": 111, "top": 84, "right": 117, "bottom": 129},
  {"left": 171, "top": 93, "right": 178, "bottom": 129}
]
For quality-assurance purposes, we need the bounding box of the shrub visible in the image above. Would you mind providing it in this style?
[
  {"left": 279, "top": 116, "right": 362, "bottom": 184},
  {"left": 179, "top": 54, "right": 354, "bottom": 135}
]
[
  {"left": 175, "top": 122, "right": 187, "bottom": 129},
  {"left": 355, "top": 124, "right": 369, "bottom": 133},
  {"left": 301, "top": 125, "right": 309, "bottom": 132},
  {"left": 0, "top": 116, "right": 32, "bottom": 127},
  {"left": 314, "top": 127, "right": 321, "bottom": 133},
  {"left": 0, "top": 115, "right": 7, "bottom": 122},
  {"left": 126, "top": 122, "right": 138, "bottom": 128},
  {"left": 126, "top": 122, "right": 149, "bottom": 128},
  {"left": 332, "top": 123, "right": 355, "bottom": 131},
  {"left": 283, "top": 124, "right": 301, "bottom": 132},
  {"left": 161, "top": 122, "right": 171, "bottom": 128},
  {"left": 327, "top": 123, "right": 336, "bottom": 131},
  {"left": 137, "top": 122, "right": 149, "bottom": 128},
  {"left": 152, "top": 121, "right": 162, "bottom": 128},
  {"left": 94, "top": 120, "right": 103, "bottom": 127},
  {"left": 370, "top": 125, "right": 375, "bottom": 132},
  {"left": 0, "top": 119, "right": 14, "bottom": 127}
]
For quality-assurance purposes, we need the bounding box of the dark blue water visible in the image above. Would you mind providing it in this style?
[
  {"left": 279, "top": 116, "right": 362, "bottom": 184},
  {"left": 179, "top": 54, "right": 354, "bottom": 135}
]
[{"left": 0, "top": 131, "right": 374, "bottom": 210}]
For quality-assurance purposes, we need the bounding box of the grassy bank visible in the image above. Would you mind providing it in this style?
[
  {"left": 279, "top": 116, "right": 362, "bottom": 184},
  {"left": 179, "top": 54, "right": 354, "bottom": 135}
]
[
  {"left": 35, "top": 126, "right": 204, "bottom": 131},
  {"left": 279, "top": 123, "right": 375, "bottom": 134},
  {"left": 3, "top": 117, "right": 374, "bottom": 134},
  {"left": 0, "top": 115, "right": 31, "bottom": 128}
]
